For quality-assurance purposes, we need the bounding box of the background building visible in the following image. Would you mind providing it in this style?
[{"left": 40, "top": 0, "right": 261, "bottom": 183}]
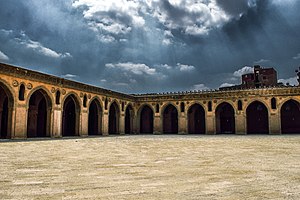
[{"left": 242, "top": 65, "right": 278, "bottom": 88}]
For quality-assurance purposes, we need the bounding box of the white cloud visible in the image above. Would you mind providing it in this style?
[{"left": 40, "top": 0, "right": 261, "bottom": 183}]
[
  {"left": 149, "top": 0, "right": 230, "bottom": 36},
  {"left": 177, "top": 63, "right": 195, "bottom": 71},
  {"left": 233, "top": 66, "right": 253, "bottom": 77},
  {"left": 220, "top": 83, "right": 235, "bottom": 88},
  {"left": 97, "top": 34, "right": 116, "bottom": 43},
  {"left": 185, "top": 25, "right": 209, "bottom": 36},
  {"left": 18, "top": 38, "right": 72, "bottom": 59},
  {"left": 105, "top": 62, "right": 157, "bottom": 75},
  {"left": 192, "top": 83, "right": 209, "bottom": 90},
  {"left": 0, "top": 50, "right": 9, "bottom": 61},
  {"left": 254, "top": 59, "right": 270, "bottom": 64},
  {"left": 159, "top": 64, "right": 172, "bottom": 70},
  {"left": 62, "top": 74, "right": 78, "bottom": 79},
  {"left": 72, "top": 0, "right": 145, "bottom": 40},
  {"left": 278, "top": 77, "right": 298, "bottom": 86},
  {"left": 162, "top": 38, "right": 172, "bottom": 45},
  {"left": 73, "top": 0, "right": 253, "bottom": 39},
  {"left": 293, "top": 53, "right": 300, "bottom": 60}
]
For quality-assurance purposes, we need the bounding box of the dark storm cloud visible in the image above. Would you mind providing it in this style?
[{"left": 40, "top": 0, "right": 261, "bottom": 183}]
[{"left": 0, "top": 0, "right": 300, "bottom": 93}]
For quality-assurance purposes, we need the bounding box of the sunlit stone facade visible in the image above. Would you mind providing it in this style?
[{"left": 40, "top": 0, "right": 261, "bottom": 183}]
[{"left": 1, "top": 62, "right": 300, "bottom": 139}]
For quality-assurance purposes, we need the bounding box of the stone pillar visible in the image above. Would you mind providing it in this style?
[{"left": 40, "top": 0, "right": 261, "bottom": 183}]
[
  {"left": 236, "top": 111, "right": 246, "bottom": 134},
  {"left": 131, "top": 111, "right": 136, "bottom": 134},
  {"left": 119, "top": 113, "right": 125, "bottom": 135},
  {"left": 178, "top": 112, "right": 187, "bottom": 134},
  {"left": 269, "top": 112, "right": 281, "bottom": 134},
  {"left": 13, "top": 105, "right": 27, "bottom": 139},
  {"left": 206, "top": 112, "right": 215, "bottom": 134},
  {"left": 154, "top": 113, "right": 161, "bottom": 134},
  {"left": 80, "top": 110, "right": 88, "bottom": 137},
  {"left": 0, "top": 109, "right": 2, "bottom": 135},
  {"left": 102, "top": 111, "right": 109, "bottom": 136},
  {"left": 52, "top": 108, "right": 62, "bottom": 138}
]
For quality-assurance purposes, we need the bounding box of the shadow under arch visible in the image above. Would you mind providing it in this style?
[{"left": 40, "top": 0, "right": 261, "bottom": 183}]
[
  {"left": 0, "top": 80, "right": 14, "bottom": 139},
  {"left": 246, "top": 100, "right": 269, "bottom": 134},
  {"left": 108, "top": 101, "right": 120, "bottom": 134},
  {"left": 88, "top": 97, "right": 103, "bottom": 135},
  {"left": 138, "top": 104, "right": 154, "bottom": 134},
  {"left": 215, "top": 102, "right": 235, "bottom": 134},
  {"left": 62, "top": 93, "right": 81, "bottom": 136},
  {"left": 188, "top": 103, "right": 205, "bottom": 134},
  {"left": 280, "top": 99, "right": 300, "bottom": 134},
  {"left": 162, "top": 104, "right": 178, "bottom": 134},
  {"left": 27, "top": 88, "right": 52, "bottom": 138}
]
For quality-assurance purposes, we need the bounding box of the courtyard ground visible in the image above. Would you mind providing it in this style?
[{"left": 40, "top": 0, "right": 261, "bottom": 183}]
[{"left": 0, "top": 135, "right": 299, "bottom": 199}]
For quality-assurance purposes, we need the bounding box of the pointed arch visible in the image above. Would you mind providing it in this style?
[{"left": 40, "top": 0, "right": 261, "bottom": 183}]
[
  {"left": 108, "top": 101, "right": 120, "bottom": 134},
  {"left": 246, "top": 101, "right": 269, "bottom": 134},
  {"left": 27, "top": 88, "right": 52, "bottom": 138},
  {"left": 188, "top": 103, "right": 205, "bottom": 134},
  {"left": 280, "top": 99, "right": 300, "bottom": 133},
  {"left": 0, "top": 80, "right": 14, "bottom": 139},
  {"left": 88, "top": 98, "right": 103, "bottom": 135},
  {"left": 215, "top": 102, "right": 235, "bottom": 134},
  {"left": 163, "top": 104, "right": 178, "bottom": 134},
  {"left": 62, "top": 94, "right": 80, "bottom": 136},
  {"left": 138, "top": 104, "right": 154, "bottom": 134}
]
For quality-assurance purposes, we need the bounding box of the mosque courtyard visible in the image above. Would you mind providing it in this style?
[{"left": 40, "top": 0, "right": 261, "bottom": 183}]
[{"left": 0, "top": 135, "right": 299, "bottom": 199}]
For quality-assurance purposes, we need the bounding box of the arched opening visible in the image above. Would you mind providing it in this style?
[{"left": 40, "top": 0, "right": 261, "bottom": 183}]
[
  {"left": 140, "top": 105, "right": 154, "bottom": 134},
  {"left": 19, "top": 84, "right": 25, "bottom": 101},
  {"left": 208, "top": 101, "right": 212, "bottom": 112},
  {"left": 108, "top": 102, "right": 119, "bottom": 134},
  {"left": 281, "top": 100, "right": 300, "bottom": 133},
  {"left": 83, "top": 94, "right": 87, "bottom": 108},
  {"left": 55, "top": 90, "right": 60, "bottom": 105},
  {"left": 125, "top": 105, "right": 134, "bottom": 134},
  {"left": 238, "top": 100, "right": 243, "bottom": 111},
  {"left": 188, "top": 104, "right": 205, "bottom": 134},
  {"left": 246, "top": 101, "right": 269, "bottom": 134},
  {"left": 215, "top": 102, "right": 235, "bottom": 134},
  {"left": 163, "top": 104, "right": 178, "bottom": 134},
  {"left": 0, "top": 83, "right": 13, "bottom": 139},
  {"left": 271, "top": 97, "right": 277, "bottom": 109},
  {"left": 180, "top": 102, "right": 185, "bottom": 112},
  {"left": 156, "top": 104, "right": 160, "bottom": 113},
  {"left": 62, "top": 95, "right": 79, "bottom": 136},
  {"left": 27, "top": 89, "right": 52, "bottom": 138},
  {"left": 88, "top": 99, "right": 102, "bottom": 135}
]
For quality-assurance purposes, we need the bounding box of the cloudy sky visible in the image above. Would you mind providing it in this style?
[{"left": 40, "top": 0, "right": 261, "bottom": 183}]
[{"left": 0, "top": 0, "right": 300, "bottom": 93}]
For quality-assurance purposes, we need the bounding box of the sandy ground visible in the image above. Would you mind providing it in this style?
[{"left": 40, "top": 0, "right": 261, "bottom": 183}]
[{"left": 0, "top": 135, "right": 299, "bottom": 200}]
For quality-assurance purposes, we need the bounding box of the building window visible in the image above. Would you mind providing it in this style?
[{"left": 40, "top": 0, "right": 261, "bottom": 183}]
[
  {"left": 19, "top": 84, "right": 25, "bottom": 101},
  {"left": 208, "top": 101, "right": 212, "bottom": 112},
  {"left": 105, "top": 98, "right": 108, "bottom": 110},
  {"left": 180, "top": 102, "right": 185, "bottom": 112},
  {"left": 83, "top": 94, "right": 87, "bottom": 108},
  {"left": 156, "top": 104, "right": 160, "bottom": 113},
  {"left": 238, "top": 100, "right": 242, "bottom": 110},
  {"left": 55, "top": 90, "right": 61, "bottom": 105},
  {"left": 271, "top": 98, "right": 276, "bottom": 109},
  {"left": 122, "top": 102, "right": 125, "bottom": 111}
]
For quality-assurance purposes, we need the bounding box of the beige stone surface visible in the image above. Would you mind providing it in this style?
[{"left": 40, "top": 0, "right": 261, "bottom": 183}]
[{"left": 0, "top": 135, "right": 300, "bottom": 199}]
